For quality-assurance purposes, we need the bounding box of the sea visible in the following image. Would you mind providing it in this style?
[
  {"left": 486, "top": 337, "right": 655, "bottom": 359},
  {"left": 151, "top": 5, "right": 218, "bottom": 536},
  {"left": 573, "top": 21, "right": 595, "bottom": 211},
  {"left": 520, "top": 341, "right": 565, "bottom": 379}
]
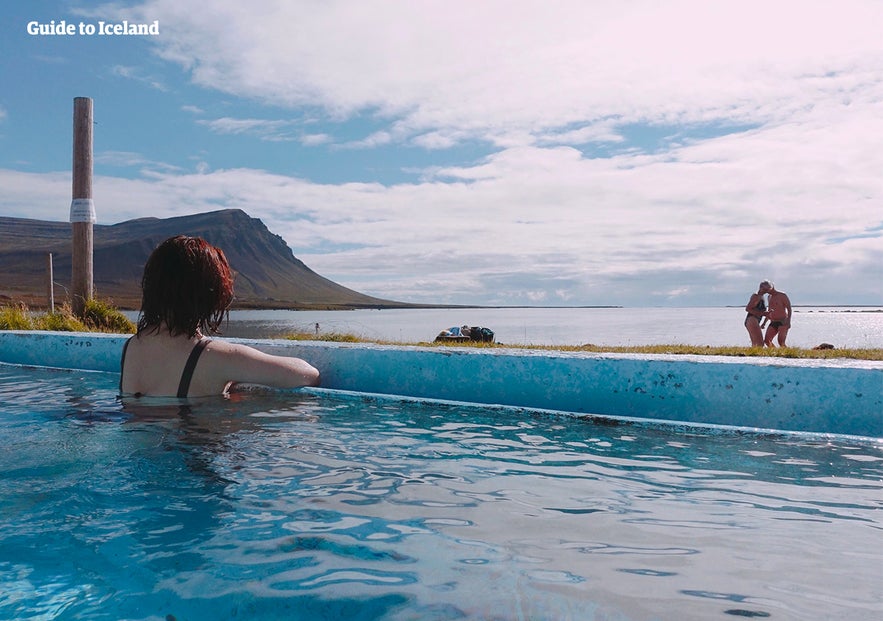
[{"left": 125, "top": 306, "right": 883, "bottom": 349}]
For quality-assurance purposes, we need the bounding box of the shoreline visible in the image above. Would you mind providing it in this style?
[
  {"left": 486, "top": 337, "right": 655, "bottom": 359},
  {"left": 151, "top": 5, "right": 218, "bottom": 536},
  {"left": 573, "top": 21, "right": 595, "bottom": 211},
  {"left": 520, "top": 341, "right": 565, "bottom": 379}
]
[
  {"left": 7, "top": 292, "right": 881, "bottom": 313},
  {"left": 6, "top": 303, "right": 882, "bottom": 354}
]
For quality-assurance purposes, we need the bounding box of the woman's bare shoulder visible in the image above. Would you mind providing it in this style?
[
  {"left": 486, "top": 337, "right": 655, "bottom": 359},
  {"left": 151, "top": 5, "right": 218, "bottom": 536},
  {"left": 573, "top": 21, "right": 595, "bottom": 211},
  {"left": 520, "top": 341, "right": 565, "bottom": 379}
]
[
  {"left": 202, "top": 338, "right": 320, "bottom": 388},
  {"left": 205, "top": 338, "right": 278, "bottom": 360}
]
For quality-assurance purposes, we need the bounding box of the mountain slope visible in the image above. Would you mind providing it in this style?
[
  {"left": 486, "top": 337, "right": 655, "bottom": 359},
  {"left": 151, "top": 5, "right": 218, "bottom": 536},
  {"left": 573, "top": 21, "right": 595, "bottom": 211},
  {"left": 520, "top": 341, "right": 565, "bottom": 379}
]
[{"left": 0, "top": 209, "right": 406, "bottom": 309}]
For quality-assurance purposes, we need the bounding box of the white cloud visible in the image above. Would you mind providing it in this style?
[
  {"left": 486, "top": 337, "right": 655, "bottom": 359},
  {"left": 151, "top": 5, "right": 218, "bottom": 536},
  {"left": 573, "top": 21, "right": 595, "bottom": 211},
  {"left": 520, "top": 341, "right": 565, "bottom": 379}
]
[
  {"left": 111, "top": 64, "right": 168, "bottom": 91},
  {"left": 339, "top": 130, "right": 393, "bottom": 149},
  {"left": 412, "top": 130, "right": 473, "bottom": 150},
  {"left": 95, "top": 151, "right": 184, "bottom": 173},
  {"left": 197, "top": 117, "right": 299, "bottom": 141},
  {"left": 116, "top": 0, "right": 883, "bottom": 148},
  {"left": 300, "top": 133, "right": 332, "bottom": 147},
  {"left": 196, "top": 116, "right": 336, "bottom": 145}
]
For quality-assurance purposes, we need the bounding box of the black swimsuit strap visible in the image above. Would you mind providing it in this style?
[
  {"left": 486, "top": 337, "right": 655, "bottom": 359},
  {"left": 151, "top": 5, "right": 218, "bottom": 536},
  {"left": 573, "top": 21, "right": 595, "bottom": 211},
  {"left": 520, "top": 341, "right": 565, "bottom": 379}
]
[
  {"left": 119, "top": 336, "right": 133, "bottom": 394},
  {"left": 177, "top": 339, "right": 211, "bottom": 398}
]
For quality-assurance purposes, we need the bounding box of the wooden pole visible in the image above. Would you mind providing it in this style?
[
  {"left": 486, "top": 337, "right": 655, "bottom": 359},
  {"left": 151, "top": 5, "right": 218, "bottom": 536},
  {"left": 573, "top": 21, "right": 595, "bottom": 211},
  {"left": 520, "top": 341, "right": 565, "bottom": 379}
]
[
  {"left": 71, "top": 97, "right": 94, "bottom": 316},
  {"left": 47, "top": 252, "right": 55, "bottom": 313}
]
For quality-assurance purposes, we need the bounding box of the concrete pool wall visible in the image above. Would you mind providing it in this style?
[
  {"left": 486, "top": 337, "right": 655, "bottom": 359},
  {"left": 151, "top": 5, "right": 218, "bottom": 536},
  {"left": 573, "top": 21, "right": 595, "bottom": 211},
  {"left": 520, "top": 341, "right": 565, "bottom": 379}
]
[{"left": 1, "top": 330, "right": 880, "bottom": 437}]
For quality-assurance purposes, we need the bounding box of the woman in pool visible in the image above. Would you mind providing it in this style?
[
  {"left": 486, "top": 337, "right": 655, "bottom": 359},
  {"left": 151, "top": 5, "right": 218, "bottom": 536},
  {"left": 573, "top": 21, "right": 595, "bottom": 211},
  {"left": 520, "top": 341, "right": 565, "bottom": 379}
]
[
  {"left": 743, "top": 280, "right": 771, "bottom": 347},
  {"left": 119, "top": 235, "right": 320, "bottom": 397}
]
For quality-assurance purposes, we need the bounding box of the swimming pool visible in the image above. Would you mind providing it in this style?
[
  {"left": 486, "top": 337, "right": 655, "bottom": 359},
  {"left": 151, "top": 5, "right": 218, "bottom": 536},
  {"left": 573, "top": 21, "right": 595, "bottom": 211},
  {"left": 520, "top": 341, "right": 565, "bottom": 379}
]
[{"left": 1, "top": 363, "right": 880, "bottom": 620}]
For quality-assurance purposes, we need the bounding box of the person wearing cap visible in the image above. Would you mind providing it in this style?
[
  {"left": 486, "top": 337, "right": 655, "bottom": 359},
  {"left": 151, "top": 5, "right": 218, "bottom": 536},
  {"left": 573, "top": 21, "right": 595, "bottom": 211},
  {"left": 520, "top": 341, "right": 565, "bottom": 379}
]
[
  {"left": 763, "top": 282, "right": 792, "bottom": 347},
  {"left": 744, "top": 280, "right": 771, "bottom": 347}
]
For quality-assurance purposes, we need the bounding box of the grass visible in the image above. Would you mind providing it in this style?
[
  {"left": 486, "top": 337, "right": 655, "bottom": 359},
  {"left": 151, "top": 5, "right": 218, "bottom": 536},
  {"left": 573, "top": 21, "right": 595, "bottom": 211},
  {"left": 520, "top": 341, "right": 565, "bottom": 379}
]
[
  {"left": 0, "top": 300, "right": 135, "bottom": 334},
  {"left": 284, "top": 331, "right": 883, "bottom": 361},
  {"left": 79, "top": 298, "right": 137, "bottom": 333},
  {"left": 286, "top": 331, "right": 363, "bottom": 343},
  {"left": 0, "top": 304, "right": 34, "bottom": 330}
]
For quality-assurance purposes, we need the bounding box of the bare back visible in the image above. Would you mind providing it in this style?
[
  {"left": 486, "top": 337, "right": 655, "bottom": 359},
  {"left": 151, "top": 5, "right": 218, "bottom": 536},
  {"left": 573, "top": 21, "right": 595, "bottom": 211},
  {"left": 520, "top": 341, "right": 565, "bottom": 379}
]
[
  {"left": 120, "top": 332, "right": 320, "bottom": 397},
  {"left": 767, "top": 291, "right": 792, "bottom": 323}
]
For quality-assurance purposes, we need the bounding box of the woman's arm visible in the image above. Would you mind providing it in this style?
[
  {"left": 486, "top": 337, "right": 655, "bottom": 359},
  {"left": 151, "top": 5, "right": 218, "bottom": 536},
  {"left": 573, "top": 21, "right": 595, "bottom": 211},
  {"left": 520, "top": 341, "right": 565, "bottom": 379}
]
[
  {"left": 744, "top": 294, "right": 762, "bottom": 316},
  {"left": 205, "top": 340, "right": 320, "bottom": 390}
]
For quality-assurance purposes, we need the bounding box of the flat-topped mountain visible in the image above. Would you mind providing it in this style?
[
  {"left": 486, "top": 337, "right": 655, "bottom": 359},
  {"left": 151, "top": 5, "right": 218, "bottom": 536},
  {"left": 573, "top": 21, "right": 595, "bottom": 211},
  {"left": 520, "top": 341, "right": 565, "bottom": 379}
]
[{"left": 0, "top": 209, "right": 407, "bottom": 310}]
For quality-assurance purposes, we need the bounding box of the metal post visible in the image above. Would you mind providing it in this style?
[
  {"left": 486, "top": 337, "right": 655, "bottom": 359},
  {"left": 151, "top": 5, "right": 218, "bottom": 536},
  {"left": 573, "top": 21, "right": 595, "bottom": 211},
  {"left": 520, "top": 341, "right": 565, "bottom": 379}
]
[
  {"left": 71, "top": 97, "right": 94, "bottom": 316},
  {"left": 47, "top": 252, "right": 55, "bottom": 313}
]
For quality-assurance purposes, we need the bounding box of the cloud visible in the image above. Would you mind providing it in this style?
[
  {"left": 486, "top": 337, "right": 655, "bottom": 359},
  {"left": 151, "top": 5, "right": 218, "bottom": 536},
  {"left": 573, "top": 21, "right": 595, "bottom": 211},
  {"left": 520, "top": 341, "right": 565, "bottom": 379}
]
[
  {"left": 300, "top": 133, "right": 332, "bottom": 147},
  {"left": 115, "top": 0, "right": 883, "bottom": 149},
  {"left": 412, "top": 130, "right": 474, "bottom": 150},
  {"left": 197, "top": 116, "right": 332, "bottom": 144},
  {"left": 340, "top": 130, "right": 393, "bottom": 149},
  {"left": 197, "top": 117, "right": 300, "bottom": 142},
  {"left": 111, "top": 65, "right": 168, "bottom": 91},
  {"left": 95, "top": 150, "right": 185, "bottom": 173}
]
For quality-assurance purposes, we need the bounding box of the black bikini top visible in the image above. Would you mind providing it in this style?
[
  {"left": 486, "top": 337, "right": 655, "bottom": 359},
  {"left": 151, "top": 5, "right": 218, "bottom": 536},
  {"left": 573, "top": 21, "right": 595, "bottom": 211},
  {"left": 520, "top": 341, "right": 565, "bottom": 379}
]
[{"left": 119, "top": 337, "right": 211, "bottom": 398}]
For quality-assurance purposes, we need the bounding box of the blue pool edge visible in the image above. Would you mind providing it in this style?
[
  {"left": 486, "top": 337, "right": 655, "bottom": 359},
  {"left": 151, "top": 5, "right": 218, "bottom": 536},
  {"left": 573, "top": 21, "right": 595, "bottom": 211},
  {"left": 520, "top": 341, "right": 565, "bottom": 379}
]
[{"left": 1, "top": 330, "right": 881, "bottom": 437}]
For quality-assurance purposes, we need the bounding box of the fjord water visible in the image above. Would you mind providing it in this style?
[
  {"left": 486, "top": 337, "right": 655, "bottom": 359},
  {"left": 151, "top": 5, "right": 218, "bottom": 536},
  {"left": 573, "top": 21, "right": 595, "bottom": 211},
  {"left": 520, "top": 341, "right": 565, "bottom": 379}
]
[{"left": 211, "top": 306, "right": 883, "bottom": 348}]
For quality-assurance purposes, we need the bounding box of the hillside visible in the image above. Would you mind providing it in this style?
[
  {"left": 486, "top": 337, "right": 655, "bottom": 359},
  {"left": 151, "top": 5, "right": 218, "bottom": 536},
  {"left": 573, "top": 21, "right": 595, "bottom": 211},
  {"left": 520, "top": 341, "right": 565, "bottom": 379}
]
[{"left": 0, "top": 209, "right": 408, "bottom": 310}]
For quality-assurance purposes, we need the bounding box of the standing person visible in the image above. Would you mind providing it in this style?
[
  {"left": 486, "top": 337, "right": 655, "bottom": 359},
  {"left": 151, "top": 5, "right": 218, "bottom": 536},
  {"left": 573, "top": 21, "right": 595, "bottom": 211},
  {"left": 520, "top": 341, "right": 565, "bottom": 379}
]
[
  {"left": 744, "top": 281, "right": 771, "bottom": 347},
  {"left": 764, "top": 282, "right": 793, "bottom": 347},
  {"left": 120, "top": 235, "right": 320, "bottom": 398}
]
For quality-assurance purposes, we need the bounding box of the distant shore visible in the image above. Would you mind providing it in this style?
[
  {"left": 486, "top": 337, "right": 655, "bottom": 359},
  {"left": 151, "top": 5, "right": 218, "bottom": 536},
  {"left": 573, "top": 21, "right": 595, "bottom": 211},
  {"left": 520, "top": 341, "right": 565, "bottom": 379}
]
[
  {"left": 2, "top": 293, "right": 624, "bottom": 312},
  {"left": 4, "top": 291, "right": 879, "bottom": 314}
]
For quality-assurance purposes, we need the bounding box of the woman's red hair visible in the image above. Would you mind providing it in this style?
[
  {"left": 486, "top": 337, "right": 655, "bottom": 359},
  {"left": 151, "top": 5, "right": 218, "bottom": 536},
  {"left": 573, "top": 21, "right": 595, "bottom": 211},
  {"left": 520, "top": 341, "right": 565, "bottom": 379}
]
[{"left": 137, "top": 236, "right": 234, "bottom": 337}]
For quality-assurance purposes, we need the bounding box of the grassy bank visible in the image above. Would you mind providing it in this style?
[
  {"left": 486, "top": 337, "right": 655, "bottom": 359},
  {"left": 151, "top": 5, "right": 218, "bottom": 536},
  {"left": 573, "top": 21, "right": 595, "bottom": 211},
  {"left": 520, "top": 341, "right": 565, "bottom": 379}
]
[
  {"left": 284, "top": 331, "right": 883, "bottom": 361},
  {"left": 0, "top": 300, "right": 135, "bottom": 334}
]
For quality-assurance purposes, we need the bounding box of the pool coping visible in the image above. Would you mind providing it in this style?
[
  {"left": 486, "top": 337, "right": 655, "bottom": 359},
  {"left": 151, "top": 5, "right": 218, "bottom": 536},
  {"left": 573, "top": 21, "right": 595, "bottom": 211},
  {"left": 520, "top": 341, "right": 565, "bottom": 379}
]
[{"left": 1, "top": 330, "right": 881, "bottom": 437}]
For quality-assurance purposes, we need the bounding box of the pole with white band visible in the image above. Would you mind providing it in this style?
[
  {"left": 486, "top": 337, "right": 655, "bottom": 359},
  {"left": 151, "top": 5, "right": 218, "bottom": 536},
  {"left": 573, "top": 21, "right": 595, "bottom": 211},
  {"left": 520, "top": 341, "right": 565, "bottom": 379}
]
[{"left": 71, "top": 97, "right": 94, "bottom": 316}]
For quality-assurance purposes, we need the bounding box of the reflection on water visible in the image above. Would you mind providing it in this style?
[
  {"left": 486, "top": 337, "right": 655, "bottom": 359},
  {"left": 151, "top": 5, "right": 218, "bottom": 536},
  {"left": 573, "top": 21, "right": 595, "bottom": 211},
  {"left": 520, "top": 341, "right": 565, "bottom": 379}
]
[{"left": 1, "top": 365, "right": 881, "bottom": 620}]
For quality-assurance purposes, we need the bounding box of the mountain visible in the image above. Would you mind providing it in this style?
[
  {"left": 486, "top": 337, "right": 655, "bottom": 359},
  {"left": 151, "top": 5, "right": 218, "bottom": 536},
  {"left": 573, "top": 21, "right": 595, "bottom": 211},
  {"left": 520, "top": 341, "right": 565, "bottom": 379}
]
[{"left": 0, "top": 209, "right": 409, "bottom": 310}]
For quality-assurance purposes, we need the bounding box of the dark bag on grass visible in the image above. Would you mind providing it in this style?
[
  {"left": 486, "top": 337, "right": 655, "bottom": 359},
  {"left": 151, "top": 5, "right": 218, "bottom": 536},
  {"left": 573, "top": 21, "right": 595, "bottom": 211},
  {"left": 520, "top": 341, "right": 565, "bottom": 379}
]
[{"left": 469, "top": 327, "right": 494, "bottom": 342}]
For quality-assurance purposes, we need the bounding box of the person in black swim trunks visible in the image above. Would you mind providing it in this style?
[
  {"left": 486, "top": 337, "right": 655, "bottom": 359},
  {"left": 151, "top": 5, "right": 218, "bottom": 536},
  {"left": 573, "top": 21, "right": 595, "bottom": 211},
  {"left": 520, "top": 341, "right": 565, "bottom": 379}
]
[
  {"left": 763, "top": 282, "right": 792, "bottom": 347},
  {"left": 119, "top": 236, "right": 319, "bottom": 398},
  {"left": 743, "top": 280, "right": 771, "bottom": 347}
]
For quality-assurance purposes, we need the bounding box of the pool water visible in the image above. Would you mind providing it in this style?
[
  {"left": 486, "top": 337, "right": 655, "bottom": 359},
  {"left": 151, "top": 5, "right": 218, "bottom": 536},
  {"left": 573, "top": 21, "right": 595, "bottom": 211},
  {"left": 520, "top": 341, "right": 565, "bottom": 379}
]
[{"left": 0, "top": 364, "right": 880, "bottom": 621}]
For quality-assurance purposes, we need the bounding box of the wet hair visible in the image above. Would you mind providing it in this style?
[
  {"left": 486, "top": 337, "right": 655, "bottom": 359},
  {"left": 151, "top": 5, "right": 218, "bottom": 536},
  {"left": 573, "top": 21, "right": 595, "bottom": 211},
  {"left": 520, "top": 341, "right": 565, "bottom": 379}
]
[{"left": 137, "top": 235, "right": 234, "bottom": 337}]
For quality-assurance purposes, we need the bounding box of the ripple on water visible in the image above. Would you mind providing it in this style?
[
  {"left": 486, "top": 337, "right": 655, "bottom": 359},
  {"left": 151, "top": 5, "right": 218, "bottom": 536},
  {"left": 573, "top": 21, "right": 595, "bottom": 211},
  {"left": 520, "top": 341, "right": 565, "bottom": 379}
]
[{"left": 1, "top": 364, "right": 881, "bottom": 620}]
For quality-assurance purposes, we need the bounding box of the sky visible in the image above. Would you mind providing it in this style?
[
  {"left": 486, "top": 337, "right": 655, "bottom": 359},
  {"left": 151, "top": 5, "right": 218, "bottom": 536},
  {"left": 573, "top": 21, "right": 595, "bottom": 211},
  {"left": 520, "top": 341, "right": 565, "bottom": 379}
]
[{"left": 1, "top": 0, "right": 882, "bottom": 307}]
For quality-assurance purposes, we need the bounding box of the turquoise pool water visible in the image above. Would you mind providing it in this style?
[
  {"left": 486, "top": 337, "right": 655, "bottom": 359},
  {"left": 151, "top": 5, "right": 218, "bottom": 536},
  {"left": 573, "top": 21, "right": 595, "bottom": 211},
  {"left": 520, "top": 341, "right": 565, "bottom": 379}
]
[{"left": 0, "top": 363, "right": 880, "bottom": 621}]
